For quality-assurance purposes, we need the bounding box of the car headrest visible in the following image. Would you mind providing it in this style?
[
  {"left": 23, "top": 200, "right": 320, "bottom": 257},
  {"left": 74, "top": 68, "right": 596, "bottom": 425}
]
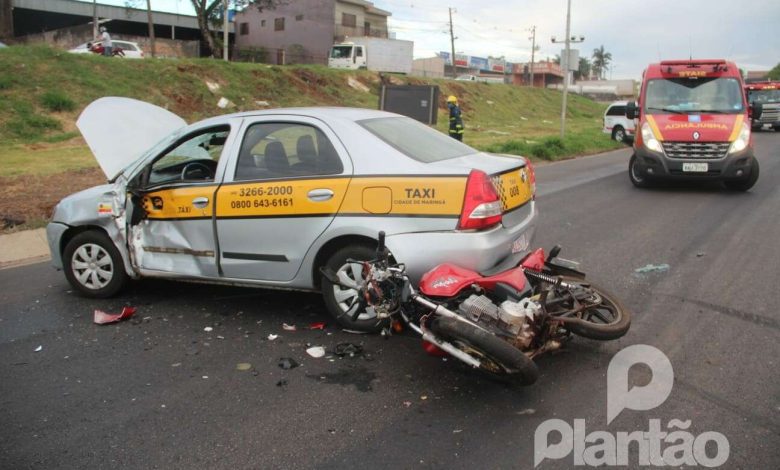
[{"left": 265, "top": 141, "right": 289, "bottom": 174}]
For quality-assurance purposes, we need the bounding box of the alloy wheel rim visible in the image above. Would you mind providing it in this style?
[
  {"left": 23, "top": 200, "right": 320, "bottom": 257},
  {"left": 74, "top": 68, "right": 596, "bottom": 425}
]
[
  {"left": 71, "top": 243, "right": 113, "bottom": 289},
  {"left": 331, "top": 261, "right": 376, "bottom": 321}
]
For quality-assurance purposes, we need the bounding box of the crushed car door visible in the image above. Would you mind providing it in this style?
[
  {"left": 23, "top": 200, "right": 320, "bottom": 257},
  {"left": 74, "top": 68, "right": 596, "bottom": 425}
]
[
  {"left": 127, "top": 124, "right": 236, "bottom": 277},
  {"left": 215, "top": 117, "right": 353, "bottom": 281}
]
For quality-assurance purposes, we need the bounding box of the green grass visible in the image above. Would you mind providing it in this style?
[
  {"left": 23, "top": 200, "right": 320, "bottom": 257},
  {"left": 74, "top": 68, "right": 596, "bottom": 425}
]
[
  {"left": 0, "top": 44, "right": 620, "bottom": 174},
  {"left": 0, "top": 144, "right": 96, "bottom": 177}
]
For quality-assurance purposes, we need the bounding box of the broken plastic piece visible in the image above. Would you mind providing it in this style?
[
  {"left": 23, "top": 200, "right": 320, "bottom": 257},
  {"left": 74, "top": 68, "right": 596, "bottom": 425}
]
[
  {"left": 93, "top": 306, "right": 137, "bottom": 325},
  {"left": 278, "top": 357, "right": 299, "bottom": 370},
  {"left": 306, "top": 346, "right": 326, "bottom": 358},
  {"left": 282, "top": 323, "right": 297, "bottom": 331},
  {"left": 34, "top": 345, "right": 43, "bottom": 352},
  {"left": 334, "top": 342, "right": 363, "bottom": 358},
  {"left": 423, "top": 340, "right": 448, "bottom": 357},
  {"left": 308, "top": 322, "right": 326, "bottom": 330},
  {"left": 267, "top": 334, "right": 278, "bottom": 341},
  {"left": 204, "top": 326, "right": 213, "bottom": 332},
  {"left": 236, "top": 363, "right": 252, "bottom": 371},
  {"left": 634, "top": 263, "right": 670, "bottom": 274}
]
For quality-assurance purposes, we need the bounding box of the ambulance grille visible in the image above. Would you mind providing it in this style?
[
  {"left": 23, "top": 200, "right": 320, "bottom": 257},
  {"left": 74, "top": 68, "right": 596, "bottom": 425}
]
[{"left": 662, "top": 141, "right": 730, "bottom": 159}]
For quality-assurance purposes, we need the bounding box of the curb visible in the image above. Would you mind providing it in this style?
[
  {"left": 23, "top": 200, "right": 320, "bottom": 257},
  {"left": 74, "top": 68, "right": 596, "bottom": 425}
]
[{"left": 0, "top": 228, "right": 51, "bottom": 270}]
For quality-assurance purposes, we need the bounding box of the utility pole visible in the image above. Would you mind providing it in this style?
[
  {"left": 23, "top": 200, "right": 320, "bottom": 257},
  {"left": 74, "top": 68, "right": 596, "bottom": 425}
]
[
  {"left": 93, "top": 0, "right": 98, "bottom": 38},
  {"left": 448, "top": 7, "right": 457, "bottom": 78},
  {"left": 528, "top": 25, "right": 536, "bottom": 87},
  {"left": 146, "top": 0, "right": 156, "bottom": 57},
  {"left": 223, "top": 0, "right": 229, "bottom": 61},
  {"left": 551, "top": 0, "right": 584, "bottom": 139}
]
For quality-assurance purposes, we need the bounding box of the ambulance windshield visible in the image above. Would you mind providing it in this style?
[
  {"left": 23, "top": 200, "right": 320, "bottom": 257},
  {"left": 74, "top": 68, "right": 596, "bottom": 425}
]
[{"left": 645, "top": 77, "right": 744, "bottom": 114}]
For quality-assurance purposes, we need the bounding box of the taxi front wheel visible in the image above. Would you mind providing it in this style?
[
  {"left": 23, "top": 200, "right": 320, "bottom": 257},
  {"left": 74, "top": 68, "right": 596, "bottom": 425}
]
[
  {"left": 63, "top": 231, "right": 128, "bottom": 298},
  {"left": 321, "top": 244, "right": 388, "bottom": 333}
]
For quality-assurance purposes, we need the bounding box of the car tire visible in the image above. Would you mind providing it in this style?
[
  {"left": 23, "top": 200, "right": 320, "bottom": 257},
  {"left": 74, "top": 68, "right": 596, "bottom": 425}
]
[
  {"left": 63, "top": 231, "right": 128, "bottom": 298},
  {"left": 321, "top": 244, "right": 388, "bottom": 333},
  {"left": 723, "top": 157, "right": 759, "bottom": 192},
  {"left": 628, "top": 154, "right": 651, "bottom": 188},
  {"left": 611, "top": 126, "right": 626, "bottom": 143}
]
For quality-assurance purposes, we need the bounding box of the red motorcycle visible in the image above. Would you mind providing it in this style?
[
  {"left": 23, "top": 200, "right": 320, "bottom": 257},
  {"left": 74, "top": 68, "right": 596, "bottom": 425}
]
[{"left": 322, "top": 232, "right": 630, "bottom": 385}]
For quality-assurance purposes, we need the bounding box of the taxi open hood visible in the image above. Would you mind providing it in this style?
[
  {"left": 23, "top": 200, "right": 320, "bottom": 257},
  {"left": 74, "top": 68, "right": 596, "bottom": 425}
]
[
  {"left": 77, "top": 97, "right": 187, "bottom": 180},
  {"left": 647, "top": 113, "right": 743, "bottom": 142}
]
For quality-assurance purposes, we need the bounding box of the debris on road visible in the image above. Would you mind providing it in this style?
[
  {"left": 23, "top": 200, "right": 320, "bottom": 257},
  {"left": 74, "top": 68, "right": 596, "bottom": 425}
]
[
  {"left": 93, "top": 306, "right": 137, "bottom": 325},
  {"left": 204, "top": 326, "right": 213, "bottom": 332},
  {"left": 342, "top": 329, "right": 367, "bottom": 335},
  {"left": 696, "top": 252, "right": 706, "bottom": 258},
  {"left": 282, "top": 323, "right": 297, "bottom": 331},
  {"left": 517, "top": 408, "right": 536, "bottom": 415},
  {"left": 334, "top": 342, "right": 363, "bottom": 358},
  {"left": 236, "top": 363, "right": 252, "bottom": 371},
  {"left": 308, "top": 322, "right": 326, "bottom": 330},
  {"left": 634, "top": 263, "right": 670, "bottom": 274},
  {"left": 276, "top": 379, "right": 288, "bottom": 387},
  {"left": 267, "top": 334, "right": 279, "bottom": 341},
  {"left": 306, "top": 346, "right": 326, "bottom": 358},
  {"left": 34, "top": 345, "right": 42, "bottom": 352},
  {"left": 403, "top": 401, "right": 412, "bottom": 407},
  {"left": 278, "top": 357, "right": 299, "bottom": 370}
]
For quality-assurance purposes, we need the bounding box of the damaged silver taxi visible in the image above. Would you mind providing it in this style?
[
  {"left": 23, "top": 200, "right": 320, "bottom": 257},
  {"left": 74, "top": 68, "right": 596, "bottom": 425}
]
[{"left": 47, "top": 97, "right": 537, "bottom": 330}]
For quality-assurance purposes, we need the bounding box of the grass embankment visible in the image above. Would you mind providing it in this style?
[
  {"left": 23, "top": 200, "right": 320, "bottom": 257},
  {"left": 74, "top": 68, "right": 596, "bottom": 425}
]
[{"left": 0, "top": 45, "right": 621, "bottom": 229}]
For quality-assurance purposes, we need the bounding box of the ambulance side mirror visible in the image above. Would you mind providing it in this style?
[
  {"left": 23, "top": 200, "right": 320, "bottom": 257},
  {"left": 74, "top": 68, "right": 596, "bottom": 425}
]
[
  {"left": 626, "top": 102, "right": 639, "bottom": 120},
  {"left": 751, "top": 102, "right": 763, "bottom": 120}
]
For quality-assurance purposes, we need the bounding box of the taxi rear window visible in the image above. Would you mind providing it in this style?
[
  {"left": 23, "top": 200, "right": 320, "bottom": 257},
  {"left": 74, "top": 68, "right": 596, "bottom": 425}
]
[{"left": 358, "top": 117, "right": 476, "bottom": 163}]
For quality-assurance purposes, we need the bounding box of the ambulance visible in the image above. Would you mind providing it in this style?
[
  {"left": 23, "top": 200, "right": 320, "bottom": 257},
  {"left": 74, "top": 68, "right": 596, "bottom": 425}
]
[
  {"left": 745, "top": 81, "right": 780, "bottom": 131},
  {"left": 626, "top": 60, "right": 760, "bottom": 191}
]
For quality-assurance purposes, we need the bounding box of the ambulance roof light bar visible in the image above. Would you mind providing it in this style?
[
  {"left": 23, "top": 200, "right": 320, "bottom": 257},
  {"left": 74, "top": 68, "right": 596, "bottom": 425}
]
[{"left": 660, "top": 59, "right": 728, "bottom": 74}]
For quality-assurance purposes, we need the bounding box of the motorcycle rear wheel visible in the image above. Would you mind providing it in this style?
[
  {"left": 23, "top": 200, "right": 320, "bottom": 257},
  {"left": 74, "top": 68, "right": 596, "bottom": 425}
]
[
  {"left": 430, "top": 317, "right": 539, "bottom": 385},
  {"left": 554, "top": 278, "right": 631, "bottom": 341}
]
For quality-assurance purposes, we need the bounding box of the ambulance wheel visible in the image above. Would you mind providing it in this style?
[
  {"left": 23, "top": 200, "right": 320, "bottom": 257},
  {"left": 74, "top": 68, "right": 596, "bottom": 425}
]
[{"left": 629, "top": 154, "right": 651, "bottom": 188}]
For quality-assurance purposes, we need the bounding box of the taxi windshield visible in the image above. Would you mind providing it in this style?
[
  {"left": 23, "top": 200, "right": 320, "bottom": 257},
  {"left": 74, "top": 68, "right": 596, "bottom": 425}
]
[{"left": 645, "top": 77, "right": 744, "bottom": 114}]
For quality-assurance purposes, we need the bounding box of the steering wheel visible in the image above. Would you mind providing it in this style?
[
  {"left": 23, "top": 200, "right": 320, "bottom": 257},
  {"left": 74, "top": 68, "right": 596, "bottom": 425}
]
[{"left": 181, "top": 162, "right": 213, "bottom": 180}]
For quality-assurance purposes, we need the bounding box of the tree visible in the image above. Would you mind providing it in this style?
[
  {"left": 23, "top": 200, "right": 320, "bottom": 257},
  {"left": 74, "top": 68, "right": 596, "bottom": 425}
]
[
  {"left": 768, "top": 63, "right": 780, "bottom": 80},
  {"left": 591, "top": 45, "right": 612, "bottom": 80},
  {"left": 575, "top": 57, "right": 591, "bottom": 81},
  {"left": 125, "top": 0, "right": 156, "bottom": 57},
  {"left": 192, "top": 0, "right": 283, "bottom": 58}
]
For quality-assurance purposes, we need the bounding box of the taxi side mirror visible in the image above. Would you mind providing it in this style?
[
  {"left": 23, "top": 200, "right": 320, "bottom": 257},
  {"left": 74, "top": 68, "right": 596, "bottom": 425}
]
[
  {"left": 626, "top": 102, "right": 639, "bottom": 120},
  {"left": 751, "top": 102, "right": 763, "bottom": 120}
]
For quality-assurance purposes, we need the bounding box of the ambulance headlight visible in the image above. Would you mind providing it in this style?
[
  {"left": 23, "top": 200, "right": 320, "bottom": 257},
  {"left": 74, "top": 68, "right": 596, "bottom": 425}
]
[
  {"left": 728, "top": 121, "right": 750, "bottom": 154},
  {"left": 641, "top": 122, "right": 663, "bottom": 153}
]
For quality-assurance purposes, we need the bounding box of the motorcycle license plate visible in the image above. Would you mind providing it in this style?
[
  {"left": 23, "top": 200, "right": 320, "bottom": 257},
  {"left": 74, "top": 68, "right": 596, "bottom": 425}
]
[
  {"left": 682, "top": 162, "right": 708, "bottom": 172},
  {"left": 512, "top": 233, "right": 530, "bottom": 253}
]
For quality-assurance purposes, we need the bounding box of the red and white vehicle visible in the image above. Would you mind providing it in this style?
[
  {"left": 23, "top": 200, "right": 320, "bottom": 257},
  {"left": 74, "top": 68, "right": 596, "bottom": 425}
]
[
  {"left": 626, "top": 59, "right": 761, "bottom": 191},
  {"left": 745, "top": 82, "right": 780, "bottom": 131},
  {"left": 602, "top": 101, "right": 636, "bottom": 143}
]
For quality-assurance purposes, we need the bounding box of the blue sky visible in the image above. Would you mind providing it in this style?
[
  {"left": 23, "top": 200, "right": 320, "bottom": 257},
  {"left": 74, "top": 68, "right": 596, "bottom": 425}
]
[{"left": 81, "top": 0, "right": 779, "bottom": 79}]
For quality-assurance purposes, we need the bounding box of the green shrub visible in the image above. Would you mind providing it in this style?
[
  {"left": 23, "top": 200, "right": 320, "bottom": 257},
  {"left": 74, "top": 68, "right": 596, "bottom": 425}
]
[{"left": 40, "top": 90, "right": 76, "bottom": 112}]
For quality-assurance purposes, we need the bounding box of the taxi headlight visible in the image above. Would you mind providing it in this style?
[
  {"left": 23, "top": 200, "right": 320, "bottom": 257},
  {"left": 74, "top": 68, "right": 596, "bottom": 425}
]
[
  {"left": 728, "top": 122, "right": 751, "bottom": 154},
  {"left": 641, "top": 122, "right": 663, "bottom": 153}
]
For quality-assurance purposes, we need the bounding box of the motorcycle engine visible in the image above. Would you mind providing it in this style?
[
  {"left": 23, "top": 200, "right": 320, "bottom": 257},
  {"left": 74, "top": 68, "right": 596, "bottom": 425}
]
[{"left": 458, "top": 294, "right": 541, "bottom": 348}]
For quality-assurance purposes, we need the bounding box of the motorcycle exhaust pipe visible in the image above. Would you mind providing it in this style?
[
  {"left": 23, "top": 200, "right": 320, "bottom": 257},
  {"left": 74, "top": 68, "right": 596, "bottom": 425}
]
[{"left": 401, "top": 312, "right": 482, "bottom": 369}]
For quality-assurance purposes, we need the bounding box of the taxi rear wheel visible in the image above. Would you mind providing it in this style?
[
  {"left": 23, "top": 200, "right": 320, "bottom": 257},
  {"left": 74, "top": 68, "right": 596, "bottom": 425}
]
[
  {"left": 63, "top": 231, "right": 128, "bottom": 298},
  {"left": 321, "top": 244, "right": 387, "bottom": 333}
]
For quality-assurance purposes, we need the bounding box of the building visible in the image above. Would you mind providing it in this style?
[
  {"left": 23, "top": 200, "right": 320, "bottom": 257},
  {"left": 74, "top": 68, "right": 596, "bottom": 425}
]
[
  {"left": 511, "top": 61, "right": 565, "bottom": 87},
  {"left": 234, "top": 0, "right": 390, "bottom": 64},
  {"left": 6, "top": 0, "right": 211, "bottom": 57}
]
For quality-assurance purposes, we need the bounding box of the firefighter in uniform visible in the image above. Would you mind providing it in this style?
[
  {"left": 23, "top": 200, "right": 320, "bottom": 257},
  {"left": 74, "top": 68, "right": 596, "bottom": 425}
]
[{"left": 447, "top": 95, "right": 464, "bottom": 141}]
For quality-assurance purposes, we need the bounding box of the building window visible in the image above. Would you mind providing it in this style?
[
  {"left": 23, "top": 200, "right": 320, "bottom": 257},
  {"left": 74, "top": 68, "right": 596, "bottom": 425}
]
[
  {"left": 295, "top": 14, "right": 304, "bottom": 21},
  {"left": 342, "top": 13, "right": 356, "bottom": 27},
  {"left": 261, "top": 19, "right": 266, "bottom": 27},
  {"left": 239, "top": 23, "right": 249, "bottom": 35},
  {"left": 274, "top": 17, "right": 285, "bottom": 31}
]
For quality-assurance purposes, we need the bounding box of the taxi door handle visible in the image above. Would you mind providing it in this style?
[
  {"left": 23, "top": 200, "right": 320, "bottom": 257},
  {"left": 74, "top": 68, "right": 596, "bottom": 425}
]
[
  {"left": 307, "top": 189, "right": 334, "bottom": 202},
  {"left": 192, "top": 197, "right": 209, "bottom": 208}
]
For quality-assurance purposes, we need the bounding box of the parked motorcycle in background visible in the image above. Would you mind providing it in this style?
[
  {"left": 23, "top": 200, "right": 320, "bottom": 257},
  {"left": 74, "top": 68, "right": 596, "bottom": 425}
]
[{"left": 322, "top": 232, "right": 631, "bottom": 385}]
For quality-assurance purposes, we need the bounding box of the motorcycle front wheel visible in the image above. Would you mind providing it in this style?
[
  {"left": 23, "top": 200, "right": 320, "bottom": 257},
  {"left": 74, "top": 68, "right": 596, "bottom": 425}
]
[
  {"left": 553, "top": 278, "right": 631, "bottom": 341},
  {"left": 430, "top": 317, "right": 539, "bottom": 386}
]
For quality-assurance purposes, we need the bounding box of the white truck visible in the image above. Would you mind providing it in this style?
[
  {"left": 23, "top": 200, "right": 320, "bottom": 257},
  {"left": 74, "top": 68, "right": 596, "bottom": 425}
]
[{"left": 328, "top": 37, "right": 413, "bottom": 74}]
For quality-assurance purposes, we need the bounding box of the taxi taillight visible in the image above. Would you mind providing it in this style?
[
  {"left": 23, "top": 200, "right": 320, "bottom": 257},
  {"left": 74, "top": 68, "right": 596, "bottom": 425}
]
[
  {"left": 458, "top": 169, "right": 502, "bottom": 231},
  {"left": 525, "top": 158, "right": 536, "bottom": 197}
]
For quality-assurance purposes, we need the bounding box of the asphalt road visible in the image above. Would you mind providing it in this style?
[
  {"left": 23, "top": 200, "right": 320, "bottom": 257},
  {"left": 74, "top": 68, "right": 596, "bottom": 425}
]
[{"left": 2, "top": 134, "right": 779, "bottom": 469}]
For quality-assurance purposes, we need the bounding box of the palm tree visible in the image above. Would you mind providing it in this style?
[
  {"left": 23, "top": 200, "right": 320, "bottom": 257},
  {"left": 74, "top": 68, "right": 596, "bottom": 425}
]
[{"left": 592, "top": 45, "right": 612, "bottom": 80}]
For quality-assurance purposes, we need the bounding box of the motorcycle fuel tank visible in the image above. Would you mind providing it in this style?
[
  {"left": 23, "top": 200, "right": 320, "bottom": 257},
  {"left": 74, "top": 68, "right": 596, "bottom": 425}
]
[{"left": 419, "top": 262, "right": 528, "bottom": 297}]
